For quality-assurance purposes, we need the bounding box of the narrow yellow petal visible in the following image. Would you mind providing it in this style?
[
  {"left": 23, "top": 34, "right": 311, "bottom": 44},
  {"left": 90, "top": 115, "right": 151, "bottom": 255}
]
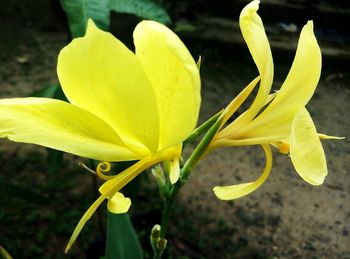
[
  {"left": 231, "top": 0, "right": 273, "bottom": 129},
  {"left": 99, "top": 157, "right": 158, "bottom": 196},
  {"left": 290, "top": 108, "right": 327, "bottom": 185},
  {"left": 213, "top": 144, "right": 272, "bottom": 200},
  {"left": 212, "top": 135, "right": 283, "bottom": 148},
  {"left": 220, "top": 76, "right": 260, "bottom": 127},
  {"left": 65, "top": 195, "right": 106, "bottom": 253},
  {"left": 107, "top": 192, "right": 131, "bottom": 214},
  {"left": 57, "top": 19, "right": 159, "bottom": 155},
  {"left": 66, "top": 157, "right": 159, "bottom": 253},
  {"left": 133, "top": 20, "right": 201, "bottom": 151},
  {"left": 0, "top": 98, "right": 137, "bottom": 161},
  {"left": 318, "top": 133, "right": 345, "bottom": 140}
]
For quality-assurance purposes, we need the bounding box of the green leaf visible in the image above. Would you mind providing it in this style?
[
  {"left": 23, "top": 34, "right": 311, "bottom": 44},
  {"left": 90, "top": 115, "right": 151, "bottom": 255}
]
[
  {"left": 60, "top": 0, "right": 110, "bottom": 38},
  {"left": 106, "top": 212, "right": 143, "bottom": 259},
  {"left": 30, "top": 84, "right": 67, "bottom": 101},
  {"left": 109, "top": 0, "right": 171, "bottom": 25}
]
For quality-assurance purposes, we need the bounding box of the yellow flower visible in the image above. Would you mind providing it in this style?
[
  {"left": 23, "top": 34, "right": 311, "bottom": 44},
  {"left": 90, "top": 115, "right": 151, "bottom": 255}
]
[
  {"left": 0, "top": 20, "right": 200, "bottom": 251},
  {"left": 210, "top": 0, "right": 341, "bottom": 200}
]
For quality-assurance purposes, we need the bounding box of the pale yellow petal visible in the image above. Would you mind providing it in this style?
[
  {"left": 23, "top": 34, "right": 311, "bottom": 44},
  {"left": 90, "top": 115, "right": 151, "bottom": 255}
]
[
  {"left": 318, "top": 133, "right": 345, "bottom": 140},
  {"left": 220, "top": 76, "right": 260, "bottom": 127},
  {"left": 213, "top": 144, "right": 272, "bottom": 200},
  {"left": 133, "top": 20, "right": 201, "bottom": 151},
  {"left": 57, "top": 19, "right": 159, "bottom": 155},
  {"left": 266, "top": 21, "right": 321, "bottom": 112},
  {"left": 107, "top": 192, "right": 131, "bottom": 214},
  {"left": 65, "top": 195, "right": 106, "bottom": 253},
  {"left": 243, "top": 21, "right": 321, "bottom": 137},
  {"left": 290, "top": 108, "right": 327, "bottom": 185},
  {"left": 0, "top": 98, "right": 137, "bottom": 161},
  {"left": 230, "top": 0, "right": 273, "bottom": 129}
]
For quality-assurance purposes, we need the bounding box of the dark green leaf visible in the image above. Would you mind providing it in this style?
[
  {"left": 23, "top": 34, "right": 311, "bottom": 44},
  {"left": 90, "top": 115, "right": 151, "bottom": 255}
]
[
  {"left": 109, "top": 0, "right": 171, "bottom": 25},
  {"left": 30, "top": 84, "right": 68, "bottom": 101},
  {"left": 60, "top": 0, "right": 110, "bottom": 38},
  {"left": 106, "top": 212, "right": 143, "bottom": 259}
]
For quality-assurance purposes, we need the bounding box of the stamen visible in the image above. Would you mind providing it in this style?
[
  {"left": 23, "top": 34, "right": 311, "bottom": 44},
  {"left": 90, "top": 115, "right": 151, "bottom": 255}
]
[
  {"left": 278, "top": 142, "right": 290, "bottom": 154},
  {"left": 96, "top": 162, "right": 115, "bottom": 180},
  {"left": 78, "top": 162, "right": 97, "bottom": 175}
]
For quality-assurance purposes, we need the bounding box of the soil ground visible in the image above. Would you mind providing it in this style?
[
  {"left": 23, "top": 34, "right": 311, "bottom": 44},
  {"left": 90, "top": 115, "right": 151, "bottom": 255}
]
[{"left": 0, "top": 2, "right": 349, "bottom": 259}]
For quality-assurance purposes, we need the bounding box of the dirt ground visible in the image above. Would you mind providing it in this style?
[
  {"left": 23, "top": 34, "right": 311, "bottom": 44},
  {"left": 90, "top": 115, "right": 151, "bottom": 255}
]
[{"left": 0, "top": 5, "right": 349, "bottom": 259}]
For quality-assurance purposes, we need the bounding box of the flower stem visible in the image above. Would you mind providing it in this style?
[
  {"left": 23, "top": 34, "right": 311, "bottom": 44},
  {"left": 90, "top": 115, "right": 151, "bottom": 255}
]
[{"left": 152, "top": 115, "right": 223, "bottom": 259}]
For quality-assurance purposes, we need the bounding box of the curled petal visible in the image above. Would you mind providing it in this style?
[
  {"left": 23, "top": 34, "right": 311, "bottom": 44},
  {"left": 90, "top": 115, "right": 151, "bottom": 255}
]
[
  {"left": 66, "top": 157, "right": 158, "bottom": 252},
  {"left": 213, "top": 144, "right": 272, "bottom": 200},
  {"left": 231, "top": 0, "right": 273, "bottom": 129},
  {"left": 134, "top": 20, "right": 201, "bottom": 150},
  {"left": 290, "top": 108, "right": 327, "bottom": 185}
]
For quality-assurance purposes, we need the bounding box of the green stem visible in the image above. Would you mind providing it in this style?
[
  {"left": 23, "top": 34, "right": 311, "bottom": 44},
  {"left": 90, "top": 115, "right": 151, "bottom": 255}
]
[
  {"left": 160, "top": 185, "right": 180, "bottom": 238},
  {"left": 183, "top": 110, "right": 222, "bottom": 148},
  {"left": 152, "top": 115, "right": 223, "bottom": 259}
]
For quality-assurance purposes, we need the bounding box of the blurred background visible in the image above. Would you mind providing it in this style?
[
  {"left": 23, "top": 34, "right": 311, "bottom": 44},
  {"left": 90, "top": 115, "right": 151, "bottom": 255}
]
[{"left": 0, "top": 0, "right": 349, "bottom": 258}]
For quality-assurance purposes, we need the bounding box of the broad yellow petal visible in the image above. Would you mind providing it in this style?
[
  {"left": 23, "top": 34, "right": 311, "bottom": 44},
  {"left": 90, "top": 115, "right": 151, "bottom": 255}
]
[
  {"left": 266, "top": 21, "right": 321, "bottom": 113},
  {"left": 57, "top": 20, "right": 159, "bottom": 155},
  {"left": 133, "top": 20, "right": 201, "bottom": 151},
  {"left": 0, "top": 98, "right": 137, "bottom": 161},
  {"left": 290, "top": 108, "right": 327, "bottom": 185},
  {"left": 213, "top": 144, "right": 272, "bottom": 200},
  {"left": 230, "top": 0, "right": 273, "bottom": 129},
  {"left": 107, "top": 192, "right": 131, "bottom": 214}
]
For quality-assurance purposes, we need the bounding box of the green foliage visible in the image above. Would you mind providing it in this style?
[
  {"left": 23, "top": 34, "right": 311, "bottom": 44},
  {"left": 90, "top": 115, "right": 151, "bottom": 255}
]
[
  {"left": 109, "top": 0, "right": 171, "bottom": 24},
  {"left": 106, "top": 212, "right": 143, "bottom": 259},
  {"left": 60, "top": 0, "right": 110, "bottom": 38}
]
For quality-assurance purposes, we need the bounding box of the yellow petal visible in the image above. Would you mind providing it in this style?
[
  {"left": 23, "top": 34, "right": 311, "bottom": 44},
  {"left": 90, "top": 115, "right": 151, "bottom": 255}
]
[
  {"left": 230, "top": 0, "right": 273, "bottom": 129},
  {"left": 318, "top": 133, "right": 345, "bottom": 140},
  {"left": 226, "top": 21, "right": 321, "bottom": 142},
  {"left": 266, "top": 21, "right": 321, "bottom": 112},
  {"left": 66, "top": 157, "right": 158, "bottom": 253},
  {"left": 0, "top": 98, "right": 137, "bottom": 161},
  {"left": 133, "top": 20, "right": 201, "bottom": 151},
  {"left": 99, "top": 157, "right": 158, "bottom": 195},
  {"left": 107, "top": 192, "right": 131, "bottom": 214},
  {"left": 65, "top": 195, "right": 106, "bottom": 253},
  {"left": 290, "top": 108, "right": 327, "bottom": 185},
  {"left": 213, "top": 144, "right": 272, "bottom": 200},
  {"left": 57, "top": 19, "right": 159, "bottom": 155},
  {"left": 248, "top": 21, "right": 321, "bottom": 135},
  {"left": 220, "top": 76, "right": 260, "bottom": 127}
]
